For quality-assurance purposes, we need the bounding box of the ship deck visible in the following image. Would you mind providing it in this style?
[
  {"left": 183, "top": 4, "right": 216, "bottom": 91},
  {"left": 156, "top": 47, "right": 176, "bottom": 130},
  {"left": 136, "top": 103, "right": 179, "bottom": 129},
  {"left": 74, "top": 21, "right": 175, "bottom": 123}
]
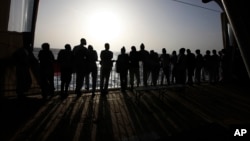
[{"left": 1, "top": 82, "right": 250, "bottom": 141}]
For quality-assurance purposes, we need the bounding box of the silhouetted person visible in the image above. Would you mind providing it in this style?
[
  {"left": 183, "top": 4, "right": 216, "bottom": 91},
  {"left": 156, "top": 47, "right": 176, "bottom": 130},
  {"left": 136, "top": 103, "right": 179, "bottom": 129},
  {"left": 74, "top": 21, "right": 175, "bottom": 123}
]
[
  {"left": 85, "top": 45, "right": 98, "bottom": 98},
  {"left": 186, "top": 49, "right": 196, "bottom": 85},
  {"left": 170, "top": 50, "right": 178, "bottom": 84},
  {"left": 203, "top": 50, "right": 212, "bottom": 83},
  {"left": 100, "top": 43, "right": 113, "bottom": 95},
  {"left": 73, "top": 38, "right": 88, "bottom": 97},
  {"left": 139, "top": 43, "right": 150, "bottom": 86},
  {"left": 210, "top": 49, "right": 220, "bottom": 84},
  {"left": 218, "top": 50, "right": 223, "bottom": 81},
  {"left": 26, "top": 45, "right": 40, "bottom": 86},
  {"left": 57, "top": 44, "right": 73, "bottom": 99},
  {"left": 149, "top": 50, "right": 160, "bottom": 86},
  {"left": 13, "top": 47, "right": 32, "bottom": 99},
  {"left": 176, "top": 48, "right": 187, "bottom": 84},
  {"left": 160, "top": 48, "right": 171, "bottom": 85},
  {"left": 195, "top": 49, "right": 204, "bottom": 85},
  {"left": 129, "top": 46, "right": 140, "bottom": 89},
  {"left": 220, "top": 48, "right": 231, "bottom": 83},
  {"left": 116, "top": 47, "right": 129, "bottom": 92},
  {"left": 38, "top": 43, "right": 55, "bottom": 99},
  {"left": 26, "top": 45, "right": 41, "bottom": 101}
]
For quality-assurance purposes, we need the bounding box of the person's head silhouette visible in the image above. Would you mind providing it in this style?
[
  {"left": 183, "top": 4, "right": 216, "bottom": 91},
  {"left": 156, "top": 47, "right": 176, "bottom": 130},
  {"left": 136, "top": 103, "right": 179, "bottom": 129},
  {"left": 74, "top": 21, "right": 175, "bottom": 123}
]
[
  {"left": 88, "top": 45, "right": 93, "bottom": 51},
  {"left": 80, "top": 38, "right": 87, "bottom": 46},
  {"left": 131, "top": 46, "right": 136, "bottom": 52},
  {"left": 195, "top": 49, "right": 200, "bottom": 54},
  {"left": 121, "top": 47, "right": 126, "bottom": 54},
  {"left": 65, "top": 44, "right": 71, "bottom": 51},
  {"left": 140, "top": 43, "right": 145, "bottom": 50},
  {"left": 162, "top": 48, "right": 166, "bottom": 54},
  {"left": 105, "top": 43, "right": 110, "bottom": 51},
  {"left": 42, "top": 43, "right": 50, "bottom": 50}
]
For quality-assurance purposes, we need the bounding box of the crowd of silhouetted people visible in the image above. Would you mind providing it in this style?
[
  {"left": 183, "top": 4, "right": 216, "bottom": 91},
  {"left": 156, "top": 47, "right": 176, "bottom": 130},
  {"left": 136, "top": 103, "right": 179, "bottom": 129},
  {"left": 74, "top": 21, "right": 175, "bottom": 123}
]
[
  {"left": 115, "top": 42, "right": 231, "bottom": 90},
  {"left": 13, "top": 38, "right": 232, "bottom": 100}
]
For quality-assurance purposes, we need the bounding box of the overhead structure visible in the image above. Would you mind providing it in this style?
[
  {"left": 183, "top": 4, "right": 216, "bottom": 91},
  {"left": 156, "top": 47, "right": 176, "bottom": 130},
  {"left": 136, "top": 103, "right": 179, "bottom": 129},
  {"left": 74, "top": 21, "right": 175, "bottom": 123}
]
[
  {"left": 0, "top": 0, "right": 40, "bottom": 58},
  {"left": 203, "top": 0, "right": 250, "bottom": 79}
]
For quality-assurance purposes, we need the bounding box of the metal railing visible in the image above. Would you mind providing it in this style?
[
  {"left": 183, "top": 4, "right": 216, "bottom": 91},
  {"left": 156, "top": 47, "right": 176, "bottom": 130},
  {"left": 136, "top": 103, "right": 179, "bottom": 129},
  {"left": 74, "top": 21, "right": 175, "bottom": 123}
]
[
  {"left": 54, "top": 61, "right": 167, "bottom": 92},
  {"left": 1, "top": 61, "right": 168, "bottom": 97}
]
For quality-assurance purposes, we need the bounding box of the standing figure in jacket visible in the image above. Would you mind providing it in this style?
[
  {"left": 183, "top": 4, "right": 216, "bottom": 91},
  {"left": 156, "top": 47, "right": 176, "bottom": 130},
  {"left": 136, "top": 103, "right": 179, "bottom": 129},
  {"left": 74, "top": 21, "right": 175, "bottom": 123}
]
[
  {"left": 160, "top": 48, "right": 171, "bottom": 85},
  {"left": 100, "top": 43, "right": 113, "bottom": 95},
  {"left": 38, "top": 43, "right": 55, "bottom": 99},
  {"left": 139, "top": 43, "right": 150, "bottom": 86},
  {"left": 116, "top": 47, "right": 130, "bottom": 92},
  {"left": 129, "top": 46, "right": 140, "bottom": 89},
  {"left": 57, "top": 44, "right": 73, "bottom": 99},
  {"left": 176, "top": 48, "right": 187, "bottom": 85},
  {"left": 73, "top": 38, "right": 89, "bottom": 97},
  {"left": 85, "top": 45, "right": 98, "bottom": 98}
]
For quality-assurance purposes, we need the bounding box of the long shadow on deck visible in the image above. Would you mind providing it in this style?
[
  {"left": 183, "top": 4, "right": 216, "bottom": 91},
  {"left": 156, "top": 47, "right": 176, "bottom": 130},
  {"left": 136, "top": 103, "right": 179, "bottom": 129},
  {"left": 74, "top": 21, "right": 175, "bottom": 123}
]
[
  {"left": 122, "top": 91, "right": 229, "bottom": 140},
  {"left": 0, "top": 97, "right": 45, "bottom": 141},
  {"left": 1, "top": 83, "right": 250, "bottom": 141}
]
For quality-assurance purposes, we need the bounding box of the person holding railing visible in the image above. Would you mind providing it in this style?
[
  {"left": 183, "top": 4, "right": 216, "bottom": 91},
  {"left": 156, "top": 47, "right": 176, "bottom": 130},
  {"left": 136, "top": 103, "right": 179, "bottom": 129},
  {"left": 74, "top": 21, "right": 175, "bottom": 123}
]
[
  {"left": 116, "top": 47, "right": 129, "bottom": 92},
  {"left": 203, "top": 50, "right": 212, "bottom": 83},
  {"left": 159, "top": 48, "right": 171, "bottom": 85},
  {"left": 139, "top": 43, "right": 150, "bottom": 87},
  {"left": 149, "top": 50, "right": 160, "bottom": 86},
  {"left": 72, "top": 38, "right": 89, "bottom": 97},
  {"left": 38, "top": 43, "right": 55, "bottom": 99},
  {"left": 186, "top": 49, "right": 196, "bottom": 85},
  {"left": 195, "top": 49, "right": 204, "bottom": 85},
  {"left": 13, "top": 46, "right": 32, "bottom": 100},
  {"left": 210, "top": 49, "right": 220, "bottom": 84},
  {"left": 176, "top": 48, "right": 187, "bottom": 85},
  {"left": 85, "top": 45, "right": 98, "bottom": 98},
  {"left": 57, "top": 44, "right": 73, "bottom": 99},
  {"left": 100, "top": 43, "right": 113, "bottom": 95},
  {"left": 170, "top": 50, "right": 178, "bottom": 84},
  {"left": 129, "top": 46, "right": 140, "bottom": 90}
]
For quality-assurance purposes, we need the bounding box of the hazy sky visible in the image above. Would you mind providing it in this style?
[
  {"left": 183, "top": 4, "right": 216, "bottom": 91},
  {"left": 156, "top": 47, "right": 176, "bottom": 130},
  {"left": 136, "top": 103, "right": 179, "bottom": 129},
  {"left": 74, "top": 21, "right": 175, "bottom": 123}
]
[{"left": 34, "top": 0, "right": 223, "bottom": 56}]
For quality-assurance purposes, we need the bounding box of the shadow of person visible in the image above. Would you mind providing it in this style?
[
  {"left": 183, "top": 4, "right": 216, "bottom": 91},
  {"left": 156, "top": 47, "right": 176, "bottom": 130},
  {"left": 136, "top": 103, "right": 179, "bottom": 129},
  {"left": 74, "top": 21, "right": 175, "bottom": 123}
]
[
  {"left": 94, "top": 94, "right": 115, "bottom": 141},
  {"left": 0, "top": 97, "right": 45, "bottom": 141}
]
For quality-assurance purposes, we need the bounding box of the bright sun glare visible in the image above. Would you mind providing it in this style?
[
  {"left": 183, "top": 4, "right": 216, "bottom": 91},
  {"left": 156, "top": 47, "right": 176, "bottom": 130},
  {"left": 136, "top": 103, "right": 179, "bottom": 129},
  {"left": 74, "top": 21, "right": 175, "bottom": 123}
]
[{"left": 86, "top": 11, "right": 123, "bottom": 42}]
